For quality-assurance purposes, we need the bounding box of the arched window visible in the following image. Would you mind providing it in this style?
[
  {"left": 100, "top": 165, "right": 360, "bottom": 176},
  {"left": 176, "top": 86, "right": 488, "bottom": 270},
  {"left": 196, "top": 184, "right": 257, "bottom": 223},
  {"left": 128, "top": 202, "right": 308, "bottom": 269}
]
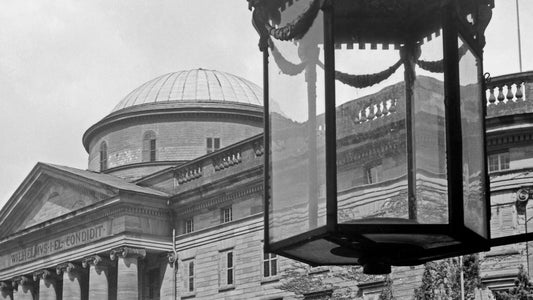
[
  {"left": 99, "top": 141, "right": 108, "bottom": 171},
  {"left": 143, "top": 131, "right": 157, "bottom": 162}
]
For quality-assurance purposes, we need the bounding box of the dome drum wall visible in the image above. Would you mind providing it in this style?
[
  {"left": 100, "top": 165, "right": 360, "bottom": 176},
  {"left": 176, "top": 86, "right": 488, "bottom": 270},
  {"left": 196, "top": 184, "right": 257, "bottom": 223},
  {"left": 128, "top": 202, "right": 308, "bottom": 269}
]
[{"left": 87, "top": 116, "right": 262, "bottom": 176}]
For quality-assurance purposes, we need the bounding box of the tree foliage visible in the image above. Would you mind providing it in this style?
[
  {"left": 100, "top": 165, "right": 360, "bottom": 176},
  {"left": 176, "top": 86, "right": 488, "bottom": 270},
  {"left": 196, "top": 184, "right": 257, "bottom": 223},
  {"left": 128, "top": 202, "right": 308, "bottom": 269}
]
[
  {"left": 278, "top": 261, "right": 384, "bottom": 299},
  {"left": 378, "top": 275, "right": 395, "bottom": 300},
  {"left": 494, "top": 265, "right": 533, "bottom": 300},
  {"left": 413, "top": 254, "right": 481, "bottom": 300}
]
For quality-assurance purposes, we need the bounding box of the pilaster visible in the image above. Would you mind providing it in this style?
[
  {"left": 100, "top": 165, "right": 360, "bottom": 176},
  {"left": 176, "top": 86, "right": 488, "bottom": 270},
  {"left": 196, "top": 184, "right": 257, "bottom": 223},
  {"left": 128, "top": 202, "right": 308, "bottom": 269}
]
[
  {"left": 0, "top": 282, "right": 13, "bottom": 300},
  {"left": 160, "top": 252, "right": 177, "bottom": 300},
  {"left": 12, "top": 276, "right": 35, "bottom": 300},
  {"left": 57, "top": 262, "right": 87, "bottom": 300},
  {"left": 33, "top": 270, "right": 60, "bottom": 300},
  {"left": 110, "top": 247, "right": 146, "bottom": 300}
]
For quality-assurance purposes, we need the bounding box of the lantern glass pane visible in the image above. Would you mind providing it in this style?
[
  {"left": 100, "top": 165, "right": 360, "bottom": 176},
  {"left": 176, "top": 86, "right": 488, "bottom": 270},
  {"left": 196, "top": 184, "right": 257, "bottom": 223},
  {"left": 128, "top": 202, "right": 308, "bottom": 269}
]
[
  {"left": 267, "top": 1, "right": 327, "bottom": 243},
  {"left": 412, "top": 29, "right": 448, "bottom": 224},
  {"left": 334, "top": 31, "right": 449, "bottom": 225},
  {"left": 458, "top": 36, "right": 487, "bottom": 238},
  {"left": 334, "top": 41, "right": 409, "bottom": 224}
]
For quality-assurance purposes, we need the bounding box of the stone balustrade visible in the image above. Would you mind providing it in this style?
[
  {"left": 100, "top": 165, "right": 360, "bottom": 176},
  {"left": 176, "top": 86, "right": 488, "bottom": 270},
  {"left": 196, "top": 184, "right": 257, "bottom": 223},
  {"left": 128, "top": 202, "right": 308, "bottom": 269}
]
[
  {"left": 0, "top": 248, "right": 173, "bottom": 300},
  {"left": 486, "top": 71, "right": 533, "bottom": 118},
  {"left": 353, "top": 98, "right": 398, "bottom": 124},
  {"left": 163, "top": 135, "right": 263, "bottom": 191},
  {"left": 214, "top": 151, "right": 242, "bottom": 171},
  {"left": 175, "top": 165, "right": 203, "bottom": 184}
]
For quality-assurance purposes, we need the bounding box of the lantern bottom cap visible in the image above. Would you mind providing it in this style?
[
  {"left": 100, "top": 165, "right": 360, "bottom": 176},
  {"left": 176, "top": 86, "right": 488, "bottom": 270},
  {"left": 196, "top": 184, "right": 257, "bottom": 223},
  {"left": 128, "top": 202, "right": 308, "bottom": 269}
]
[{"left": 362, "top": 261, "right": 391, "bottom": 275}]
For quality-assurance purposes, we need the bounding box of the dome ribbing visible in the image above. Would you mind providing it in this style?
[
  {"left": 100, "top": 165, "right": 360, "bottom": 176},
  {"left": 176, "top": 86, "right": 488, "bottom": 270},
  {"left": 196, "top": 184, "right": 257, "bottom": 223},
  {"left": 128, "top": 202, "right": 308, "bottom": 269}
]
[{"left": 111, "top": 68, "right": 262, "bottom": 112}]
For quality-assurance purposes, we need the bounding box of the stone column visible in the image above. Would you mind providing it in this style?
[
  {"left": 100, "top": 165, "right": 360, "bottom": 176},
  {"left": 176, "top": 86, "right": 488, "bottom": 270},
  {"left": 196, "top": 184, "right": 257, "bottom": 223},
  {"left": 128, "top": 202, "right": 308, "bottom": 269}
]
[
  {"left": 57, "top": 262, "right": 88, "bottom": 300},
  {"left": 83, "top": 255, "right": 111, "bottom": 300},
  {"left": 12, "top": 276, "right": 35, "bottom": 300},
  {"left": 0, "top": 282, "right": 13, "bottom": 300},
  {"left": 34, "top": 270, "right": 60, "bottom": 300},
  {"left": 110, "top": 247, "right": 146, "bottom": 300},
  {"left": 160, "top": 252, "right": 177, "bottom": 300}
]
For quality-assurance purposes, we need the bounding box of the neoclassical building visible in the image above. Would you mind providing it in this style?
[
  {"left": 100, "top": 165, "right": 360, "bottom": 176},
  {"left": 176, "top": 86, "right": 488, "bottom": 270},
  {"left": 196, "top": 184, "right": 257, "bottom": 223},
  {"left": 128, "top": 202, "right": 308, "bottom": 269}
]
[{"left": 0, "top": 67, "right": 532, "bottom": 300}]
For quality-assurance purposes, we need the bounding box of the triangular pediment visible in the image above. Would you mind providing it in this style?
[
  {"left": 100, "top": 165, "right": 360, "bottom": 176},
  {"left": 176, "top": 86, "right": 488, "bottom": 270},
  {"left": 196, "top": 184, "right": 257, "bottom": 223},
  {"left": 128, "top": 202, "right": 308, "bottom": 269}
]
[{"left": 0, "top": 163, "right": 119, "bottom": 238}]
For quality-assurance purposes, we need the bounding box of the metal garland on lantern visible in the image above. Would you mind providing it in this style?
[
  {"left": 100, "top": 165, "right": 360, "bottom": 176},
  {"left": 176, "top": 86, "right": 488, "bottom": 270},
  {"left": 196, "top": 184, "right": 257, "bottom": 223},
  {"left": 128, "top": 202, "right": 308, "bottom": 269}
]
[
  {"left": 417, "top": 43, "right": 469, "bottom": 73},
  {"left": 328, "top": 60, "right": 403, "bottom": 89},
  {"left": 253, "top": 0, "right": 322, "bottom": 41}
]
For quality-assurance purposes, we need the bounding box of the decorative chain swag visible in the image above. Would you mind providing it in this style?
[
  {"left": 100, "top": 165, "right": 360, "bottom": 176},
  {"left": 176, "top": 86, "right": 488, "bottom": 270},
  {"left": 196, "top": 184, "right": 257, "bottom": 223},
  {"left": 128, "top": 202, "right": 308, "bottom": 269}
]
[
  {"left": 416, "top": 43, "right": 469, "bottom": 73},
  {"left": 253, "top": 0, "right": 323, "bottom": 42},
  {"left": 329, "top": 59, "right": 403, "bottom": 89}
]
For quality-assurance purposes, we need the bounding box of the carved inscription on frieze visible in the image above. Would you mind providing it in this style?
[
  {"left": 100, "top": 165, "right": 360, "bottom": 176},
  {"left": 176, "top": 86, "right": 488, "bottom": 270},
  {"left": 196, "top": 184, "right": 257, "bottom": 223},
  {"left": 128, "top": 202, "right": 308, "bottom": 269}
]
[{"left": 0, "top": 223, "right": 110, "bottom": 269}]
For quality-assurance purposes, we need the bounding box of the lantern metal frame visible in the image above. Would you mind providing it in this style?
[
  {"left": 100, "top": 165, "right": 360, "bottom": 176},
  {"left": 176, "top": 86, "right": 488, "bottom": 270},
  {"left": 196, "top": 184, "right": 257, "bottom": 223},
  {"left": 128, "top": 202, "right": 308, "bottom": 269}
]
[{"left": 257, "top": 0, "right": 495, "bottom": 273}]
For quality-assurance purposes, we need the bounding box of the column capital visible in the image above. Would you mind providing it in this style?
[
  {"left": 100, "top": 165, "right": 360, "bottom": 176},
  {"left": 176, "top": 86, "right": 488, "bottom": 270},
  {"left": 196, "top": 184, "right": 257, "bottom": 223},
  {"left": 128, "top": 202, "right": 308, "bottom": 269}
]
[
  {"left": 165, "top": 252, "right": 177, "bottom": 267},
  {"left": 33, "top": 269, "right": 58, "bottom": 282},
  {"left": 81, "top": 254, "right": 109, "bottom": 268},
  {"left": 12, "top": 275, "right": 33, "bottom": 288},
  {"left": 110, "top": 247, "right": 146, "bottom": 260},
  {"left": 0, "top": 281, "right": 12, "bottom": 292},
  {"left": 56, "top": 262, "right": 80, "bottom": 275}
]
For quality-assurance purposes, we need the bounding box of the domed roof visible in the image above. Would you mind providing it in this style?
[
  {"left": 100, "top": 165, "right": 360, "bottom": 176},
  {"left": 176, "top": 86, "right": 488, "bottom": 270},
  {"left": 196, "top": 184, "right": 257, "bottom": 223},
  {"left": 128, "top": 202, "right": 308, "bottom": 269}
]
[{"left": 111, "top": 68, "right": 263, "bottom": 112}]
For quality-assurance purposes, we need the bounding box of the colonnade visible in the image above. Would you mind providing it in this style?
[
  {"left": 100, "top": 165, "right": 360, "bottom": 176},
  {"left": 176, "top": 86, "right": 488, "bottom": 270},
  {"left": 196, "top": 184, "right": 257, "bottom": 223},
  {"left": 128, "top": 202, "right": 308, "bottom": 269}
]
[{"left": 0, "top": 247, "right": 172, "bottom": 300}]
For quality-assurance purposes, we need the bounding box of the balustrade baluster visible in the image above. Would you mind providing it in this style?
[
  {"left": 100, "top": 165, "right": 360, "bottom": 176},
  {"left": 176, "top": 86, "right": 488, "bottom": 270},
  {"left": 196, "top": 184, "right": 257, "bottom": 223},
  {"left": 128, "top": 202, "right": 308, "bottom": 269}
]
[
  {"left": 382, "top": 100, "right": 389, "bottom": 115},
  {"left": 367, "top": 105, "right": 375, "bottom": 120},
  {"left": 376, "top": 103, "right": 383, "bottom": 118},
  {"left": 506, "top": 84, "right": 514, "bottom": 101},
  {"left": 497, "top": 87, "right": 505, "bottom": 103},
  {"left": 360, "top": 109, "right": 367, "bottom": 122},
  {"left": 516, "top": 82, "right": 524, "bottom": 100},
  {"left": 488, "top": 88, "right": 496, "bottom": 104},
  {"left": 389, "top": 99, "right": 397, "bottom": 113}
]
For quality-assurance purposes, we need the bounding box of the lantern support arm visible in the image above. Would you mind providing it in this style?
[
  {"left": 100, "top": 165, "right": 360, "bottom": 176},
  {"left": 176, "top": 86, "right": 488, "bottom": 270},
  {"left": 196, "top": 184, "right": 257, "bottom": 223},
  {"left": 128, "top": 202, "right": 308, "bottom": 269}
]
[{"left": 489, "top": 232, "right": 533, "bottom": 248}]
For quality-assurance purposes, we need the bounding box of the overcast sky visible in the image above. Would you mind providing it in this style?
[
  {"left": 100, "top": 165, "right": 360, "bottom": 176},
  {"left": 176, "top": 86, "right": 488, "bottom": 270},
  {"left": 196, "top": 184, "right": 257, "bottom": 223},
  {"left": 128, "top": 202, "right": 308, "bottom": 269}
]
[{"left": 0, "top": 0, "right": 532, "bottom": 209}]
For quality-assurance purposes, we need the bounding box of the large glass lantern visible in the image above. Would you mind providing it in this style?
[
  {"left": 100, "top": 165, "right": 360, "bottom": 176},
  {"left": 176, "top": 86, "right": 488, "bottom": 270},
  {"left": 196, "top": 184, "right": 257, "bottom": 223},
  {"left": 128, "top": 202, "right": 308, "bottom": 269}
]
[{"left": 251, "top": 0, "right": 494, "bottom": 273}]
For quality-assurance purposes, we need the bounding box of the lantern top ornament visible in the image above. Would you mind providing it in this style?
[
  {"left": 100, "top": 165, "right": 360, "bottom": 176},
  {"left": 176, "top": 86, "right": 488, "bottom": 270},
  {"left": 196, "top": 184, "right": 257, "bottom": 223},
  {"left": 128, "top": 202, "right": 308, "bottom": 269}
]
[{"left": 249, "top": 0, "right": 493, "bottom": 50}]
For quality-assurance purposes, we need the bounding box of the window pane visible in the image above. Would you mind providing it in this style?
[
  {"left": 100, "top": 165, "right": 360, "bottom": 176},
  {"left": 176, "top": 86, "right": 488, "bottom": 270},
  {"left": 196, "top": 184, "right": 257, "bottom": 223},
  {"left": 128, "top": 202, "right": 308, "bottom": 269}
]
[
  {"left": 264, "top": 261, "right": 270, "bottom": 277},
  {"left": 227, "top": 252, "right": 233, "bottom": 267},
  {"left": 271, "top": 260, "right": 277, "bottom": 276},
  {"left": 150, "top": 139, "right": 156, "bottom": 161},
  {"left": 459, "top": 36, "right": 487, "bottom": 238},
  {"left": 227, "top": 269, "right": 233, "bottom": 285},
  {"left": 268, "top": 0, "right": 327, "bottom": 244},
  {"left": 488, "top": 154, "right": 499, "bottom": 172},
  {"left": 501, "top": 153, "right": 510, "bottom": 170},
  {"left": 215, "top": 138, "right": 220, "bottom": 149}
]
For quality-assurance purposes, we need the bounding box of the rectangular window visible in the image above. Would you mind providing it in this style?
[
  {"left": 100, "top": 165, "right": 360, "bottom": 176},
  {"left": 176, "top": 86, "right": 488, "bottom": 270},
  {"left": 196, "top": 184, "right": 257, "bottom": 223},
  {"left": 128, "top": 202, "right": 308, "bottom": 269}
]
[
  {"left": 263, "top": 252, "right": 278, "bottom": 278},
  {"left": 184, "top": 218, "right": 194, "bottom": 234},
  {"left": 227, "top": 251, "right": 234, "bottom": 285},
  {"left": 489, "top": 152, "right": 510, "bottom": 172},
  {"left": 221, "top": 206, "right": 232, "bottom": 223},
  {"left": 207, "top": 137, "right": 213, "bottom": 153},
  {"left": 207, "top": 137, "right": 221, "bottom": 153},
  {"left": 187, "top": 260, "right": 194, "bottom": 292},
  {"left": 219, "top": 250, "right": 234, "bottom": 287},
  {"left": 366, "top": 164, "right": 383, "bottom": 184}
]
